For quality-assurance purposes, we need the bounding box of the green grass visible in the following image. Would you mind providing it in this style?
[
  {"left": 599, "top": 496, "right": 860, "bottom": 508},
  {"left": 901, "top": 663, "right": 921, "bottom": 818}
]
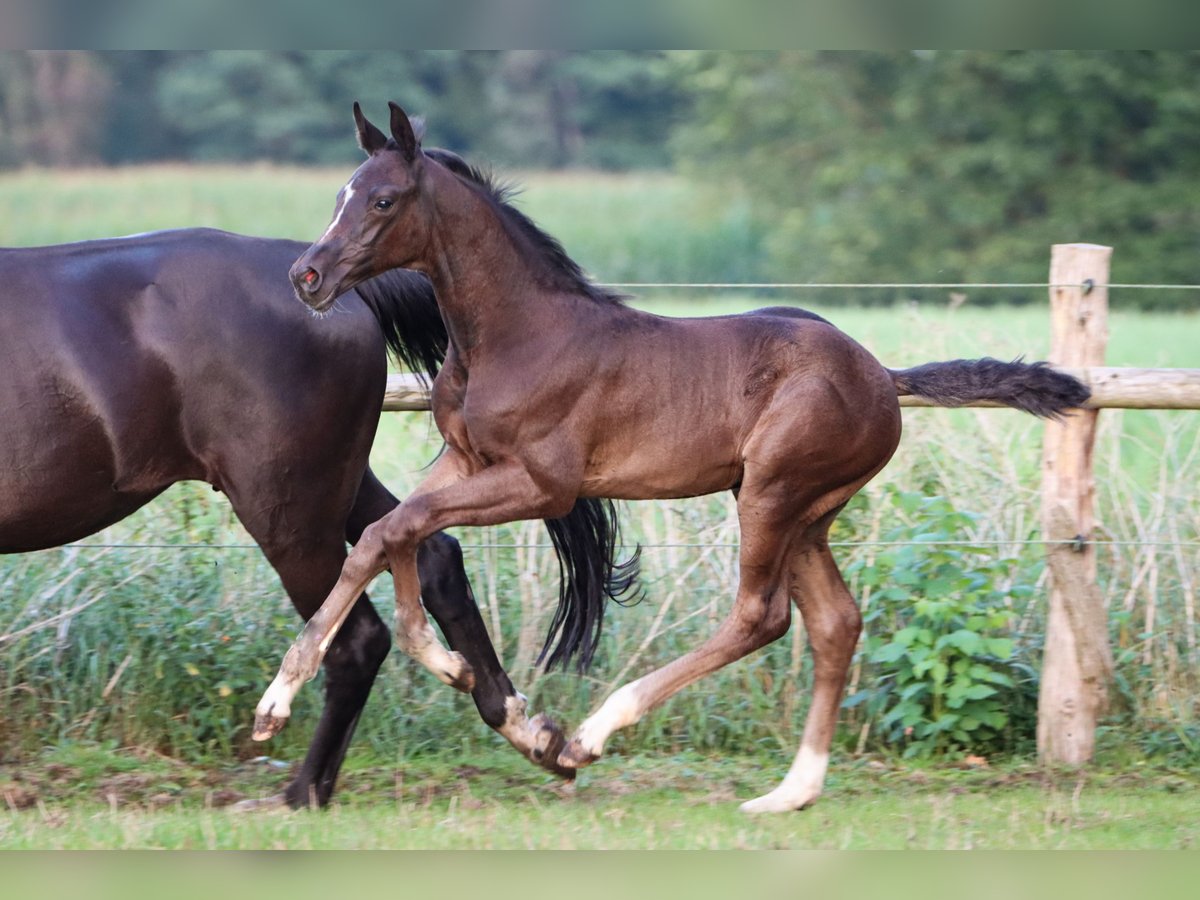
[
  {"left": 0, "top": 164, "right": 771, "bottom": 285},
  {"left": 1, "top": 744, "right": 1196, "bottom": 849}
]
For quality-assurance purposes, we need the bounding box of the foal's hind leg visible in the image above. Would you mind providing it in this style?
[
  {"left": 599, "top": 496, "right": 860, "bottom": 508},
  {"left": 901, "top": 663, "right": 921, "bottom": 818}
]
[
  {"left": 557, "top": 498, "right": 795, "bottom": 769},
  {"left": 740, "top": 515, "right": 860, "bottom": 813}
]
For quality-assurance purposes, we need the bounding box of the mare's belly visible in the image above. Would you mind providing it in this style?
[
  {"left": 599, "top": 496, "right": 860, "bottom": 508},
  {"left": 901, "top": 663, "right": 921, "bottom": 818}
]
[{"left": 0, "top": 412, "right": 151, "bottom": 552}]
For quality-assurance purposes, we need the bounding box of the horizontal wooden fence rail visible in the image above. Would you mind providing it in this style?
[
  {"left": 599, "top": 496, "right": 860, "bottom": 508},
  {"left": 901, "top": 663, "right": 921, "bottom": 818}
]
[{"left": 384, "top": 367, "right": 1200, "bottom": 413}]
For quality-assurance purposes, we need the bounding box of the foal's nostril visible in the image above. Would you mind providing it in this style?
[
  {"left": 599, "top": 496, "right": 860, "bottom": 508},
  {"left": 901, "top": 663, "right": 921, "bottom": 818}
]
[{"left": 291, "top": 264, "right": 322, "bottom": 298}]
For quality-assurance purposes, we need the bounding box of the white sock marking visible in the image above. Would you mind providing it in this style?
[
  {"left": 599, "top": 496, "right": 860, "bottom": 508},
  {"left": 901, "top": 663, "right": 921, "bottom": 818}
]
[
  {"left": 740, "top": 745, "right": 830, "bottom": 814},
  {"left": 256, "top": 672, "right": 296, "bottom": 721},
  {"left": 574, "top": 679, "right": 643, "bottom": 757}
]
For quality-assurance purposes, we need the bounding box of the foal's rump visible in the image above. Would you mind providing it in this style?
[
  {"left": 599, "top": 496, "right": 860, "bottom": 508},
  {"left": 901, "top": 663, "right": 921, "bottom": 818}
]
[{"left": 737, "top": 305, "right": 1090, "bottom": 418}]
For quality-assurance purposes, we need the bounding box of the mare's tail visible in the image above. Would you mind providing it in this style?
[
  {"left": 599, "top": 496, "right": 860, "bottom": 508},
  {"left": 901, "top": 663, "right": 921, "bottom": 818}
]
[
  {"left": 890, "top": 358, "right": 1090, "bottom": 419},
  {"left": 355, "top": 268, "right": 448, "bottom": 381},
  {"left": 540, "top": 500, "right": 643, "bottom": 673}
]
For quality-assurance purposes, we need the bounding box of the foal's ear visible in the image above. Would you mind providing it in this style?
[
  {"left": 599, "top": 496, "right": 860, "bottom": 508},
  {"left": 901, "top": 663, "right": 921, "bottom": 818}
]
[
  {"left": 388, "top": 101, "right": 421, "bottom": 164},
  {"left": 353, "top": 101, "right": 388, "bottom": 155}
]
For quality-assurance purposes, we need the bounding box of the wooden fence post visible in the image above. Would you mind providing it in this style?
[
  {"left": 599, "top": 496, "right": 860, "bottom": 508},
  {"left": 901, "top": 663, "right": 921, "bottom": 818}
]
[{"left": 1038, "top": 243, "right": 1115, "bottom": 765}]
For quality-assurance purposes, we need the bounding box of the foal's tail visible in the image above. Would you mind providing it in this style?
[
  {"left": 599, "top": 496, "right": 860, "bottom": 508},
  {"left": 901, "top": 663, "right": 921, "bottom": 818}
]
[
  {"left": 539, "top": 499, "right": 643, "bottom": 673},
  {"left": 890, "top": 358, "right": 1090, "bottom": 419}
]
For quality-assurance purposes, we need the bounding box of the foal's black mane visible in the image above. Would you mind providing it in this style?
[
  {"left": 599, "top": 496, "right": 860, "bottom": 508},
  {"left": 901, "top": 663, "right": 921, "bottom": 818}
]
[{"left": 423, "top": 147, "right": 627, "bottom": 307}]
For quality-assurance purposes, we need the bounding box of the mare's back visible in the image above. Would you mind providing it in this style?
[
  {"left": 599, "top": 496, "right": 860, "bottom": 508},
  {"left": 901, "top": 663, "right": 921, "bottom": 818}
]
[
  {"left": 0, "top": 228, "right": 378, "bottom": 403},
  {"left": 0, "top": 229, "right": 383, "bottom": 550}
]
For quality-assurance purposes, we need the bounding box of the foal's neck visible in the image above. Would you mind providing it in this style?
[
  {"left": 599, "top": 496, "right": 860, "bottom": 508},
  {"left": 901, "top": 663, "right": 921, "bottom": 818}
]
[{"left": 419, "top": 164, "right": 570, "bottom": 358}]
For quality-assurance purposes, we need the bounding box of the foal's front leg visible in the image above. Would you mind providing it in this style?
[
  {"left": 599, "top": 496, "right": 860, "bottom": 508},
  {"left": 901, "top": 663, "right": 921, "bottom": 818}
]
[
  {"left": 252, "top": 520, "right": 395, "bottom": 740},
  {"left": 379, "top": 460, "right": 576, "bottom": 686},
  {"left": 253, "top": 454, "right": 471, "bottom": 740},
  {"left": 376, "top": 458, "right": 577, "bottom": 761}
]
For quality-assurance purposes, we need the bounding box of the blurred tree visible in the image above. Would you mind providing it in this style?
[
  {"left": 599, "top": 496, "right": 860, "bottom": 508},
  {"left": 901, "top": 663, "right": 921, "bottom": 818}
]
[
  {"left": 0, "top": 51, "right": 113, "bottom": 167},
  {"left": 486, "top": 51, "right": 687, "bottom": 168},
  {"left": 112, "top": 51, "right": 685, "bottom": 169},
  {"left": 154, "top": 52, "right": 333, "bottom": 163},
  {"left": 673, "top": 51, "right": 1200, "bottom": 308}
]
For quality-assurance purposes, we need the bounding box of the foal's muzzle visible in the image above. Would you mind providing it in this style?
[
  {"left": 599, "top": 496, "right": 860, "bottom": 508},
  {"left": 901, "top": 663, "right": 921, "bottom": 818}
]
[{"left": 289, "top": 258, "right": 336, "bottom": 311}]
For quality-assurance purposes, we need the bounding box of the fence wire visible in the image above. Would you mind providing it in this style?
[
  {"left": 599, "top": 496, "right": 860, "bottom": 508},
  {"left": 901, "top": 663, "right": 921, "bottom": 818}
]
[
  {"left": 605, "top": 281, "right": 1200, "bottom": 290},
  {"left": 53, "top": 539, "right": 1200, "bottom": 552},
  {"left": 23, "top": 276, "right": 1200, "bottom": 562}
]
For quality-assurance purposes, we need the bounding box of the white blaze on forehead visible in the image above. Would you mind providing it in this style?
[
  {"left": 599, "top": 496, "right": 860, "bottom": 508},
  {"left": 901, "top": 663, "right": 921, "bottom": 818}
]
[{"left": 320, "top": 175, "right": 359, "bottom": 241}]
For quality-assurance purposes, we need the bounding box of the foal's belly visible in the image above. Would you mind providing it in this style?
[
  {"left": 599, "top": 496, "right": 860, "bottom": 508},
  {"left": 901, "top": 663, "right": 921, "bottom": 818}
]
[{"left": 579, "top": 429, "right": 744, "bottom": 501}]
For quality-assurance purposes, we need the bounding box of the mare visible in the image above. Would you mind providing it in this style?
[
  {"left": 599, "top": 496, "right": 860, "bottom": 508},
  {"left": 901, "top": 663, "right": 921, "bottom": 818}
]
[
  {"left": 257, "top": 104, "right": 1090, "bottom": 812},
  {"left": 0, "top": 227, "right": 634, "bottom": 807}
]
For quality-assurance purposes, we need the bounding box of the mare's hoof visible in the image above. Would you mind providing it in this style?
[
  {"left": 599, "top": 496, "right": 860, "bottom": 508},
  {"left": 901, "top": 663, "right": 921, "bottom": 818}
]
[
  {"left": 556, "top": 738, "right": 600, "bottom": 771},
  {"left": 526, "top": 713, "right": 577, "bottom": 781},
  {"left": 252, "top": 708, "right": 289, "bottom": 742}
]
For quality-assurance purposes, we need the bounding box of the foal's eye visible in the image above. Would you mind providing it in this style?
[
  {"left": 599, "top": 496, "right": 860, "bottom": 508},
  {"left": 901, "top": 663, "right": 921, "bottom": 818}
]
[{"left": 374, "top": 198, "right": 394, "bottom": 211}]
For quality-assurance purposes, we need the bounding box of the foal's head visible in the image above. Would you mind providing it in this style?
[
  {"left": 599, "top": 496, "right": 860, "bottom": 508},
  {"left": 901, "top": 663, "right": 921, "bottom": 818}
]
[{"left": 291, "top": 102, "right": 431, "bottom": 312}]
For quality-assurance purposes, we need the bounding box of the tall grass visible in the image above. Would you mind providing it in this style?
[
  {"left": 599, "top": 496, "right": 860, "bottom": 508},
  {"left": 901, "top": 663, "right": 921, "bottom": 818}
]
[{"left": 0, "top": 166, "right": 1196, "bottom": 769}]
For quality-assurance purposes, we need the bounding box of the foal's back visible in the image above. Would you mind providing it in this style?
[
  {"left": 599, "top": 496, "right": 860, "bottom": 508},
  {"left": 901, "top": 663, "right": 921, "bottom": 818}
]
[{"left": 543, "top": 301, "right": 899, "bottom": 500}]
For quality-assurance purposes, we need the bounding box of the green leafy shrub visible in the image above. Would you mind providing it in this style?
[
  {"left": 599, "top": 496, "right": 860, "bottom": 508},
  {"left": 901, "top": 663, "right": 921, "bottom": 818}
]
[{"left": 843, "top": 489, "right": 1041, "bottom": 758}]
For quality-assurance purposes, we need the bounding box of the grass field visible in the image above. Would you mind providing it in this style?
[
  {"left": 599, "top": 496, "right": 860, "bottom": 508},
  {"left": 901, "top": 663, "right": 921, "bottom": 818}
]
[
  {"left": 2, "top": 744, "right": 1197, "bottom": 849},
  {"left": 0, "top": 165, "right": 1197, "bottom": 847}
]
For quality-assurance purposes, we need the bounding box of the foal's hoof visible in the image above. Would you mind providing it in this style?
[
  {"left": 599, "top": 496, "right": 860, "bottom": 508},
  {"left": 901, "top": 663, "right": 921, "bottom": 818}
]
[
  {"left": 738, "top": 789, "right": 819, "bottom": 815},
  {"left": 556, "top": 738, "right": 600, "bottom": 771},
  {"left": 526, "top": 713, "right": 577, "bottom": 781},
  {"left": 439, "top": 653, "right": 475, "bottom": 693},
  {"left": 252, "top": 708, "right": 289, "bottom": 742}
]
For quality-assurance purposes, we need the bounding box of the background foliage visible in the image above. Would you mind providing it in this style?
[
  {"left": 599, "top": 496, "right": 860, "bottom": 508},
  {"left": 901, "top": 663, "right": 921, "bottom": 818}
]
[
  {"left": 675, "top": 51, "right": 1200, "bottom": 307},
  {"left": 2, "top": 51, "right": 1198, "bottom": 306}
]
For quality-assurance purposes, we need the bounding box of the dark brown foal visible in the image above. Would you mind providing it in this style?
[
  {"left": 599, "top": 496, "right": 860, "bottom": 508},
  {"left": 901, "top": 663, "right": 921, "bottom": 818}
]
[{"left": 256, "top": 103, "right": 1089, "bottom": 811}]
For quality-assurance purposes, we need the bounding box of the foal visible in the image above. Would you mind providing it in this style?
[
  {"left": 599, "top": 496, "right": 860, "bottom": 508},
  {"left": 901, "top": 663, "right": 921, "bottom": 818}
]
[{"left": 257, "top": 104, "right": 1089, "bottom": 812}]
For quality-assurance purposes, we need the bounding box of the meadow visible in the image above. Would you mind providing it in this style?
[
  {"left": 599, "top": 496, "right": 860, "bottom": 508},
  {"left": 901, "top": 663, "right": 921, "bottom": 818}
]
[{"left": 0, "top": 165, "right": 1197, "bottom": 847}]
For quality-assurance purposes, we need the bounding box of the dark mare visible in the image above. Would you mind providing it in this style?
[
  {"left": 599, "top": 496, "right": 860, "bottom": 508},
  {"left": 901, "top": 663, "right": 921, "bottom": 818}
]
[
  {"left": 0, "top": 227, "right": 634, "bottom": 807},
  {"left": 257, "top": 103, "right": 1090, "bottom": 812}
]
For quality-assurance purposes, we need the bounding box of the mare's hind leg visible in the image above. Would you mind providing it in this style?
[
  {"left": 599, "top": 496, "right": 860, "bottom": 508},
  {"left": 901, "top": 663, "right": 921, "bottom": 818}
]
[
  {"left": 557, "top": 495, "right": 795, "bottom": 769},
  {"left": 740, "top": 514, "right": 860, "bottom": 813}
]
